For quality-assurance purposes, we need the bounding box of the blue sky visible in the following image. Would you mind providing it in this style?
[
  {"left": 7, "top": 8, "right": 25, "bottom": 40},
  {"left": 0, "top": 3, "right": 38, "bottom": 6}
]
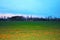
[{"left": 0, "top": 0, "right": 60, "bottom": 18}]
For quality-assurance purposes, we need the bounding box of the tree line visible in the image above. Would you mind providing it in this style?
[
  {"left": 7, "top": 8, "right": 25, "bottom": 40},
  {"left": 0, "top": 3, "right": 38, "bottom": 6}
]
[{"left": 0, "top": 16, "right": 60, "bottom": 21}]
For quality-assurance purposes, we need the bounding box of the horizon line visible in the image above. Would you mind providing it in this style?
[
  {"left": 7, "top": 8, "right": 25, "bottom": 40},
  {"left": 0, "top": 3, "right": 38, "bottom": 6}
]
[{"left": 0, "top": 13, "right": 60, "bottom": 18}]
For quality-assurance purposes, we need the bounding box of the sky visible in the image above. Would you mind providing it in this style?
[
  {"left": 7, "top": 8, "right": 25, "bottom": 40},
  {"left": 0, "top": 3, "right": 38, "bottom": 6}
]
[{"left": 0, "top": 0, "right": 60, "bottom": 18}]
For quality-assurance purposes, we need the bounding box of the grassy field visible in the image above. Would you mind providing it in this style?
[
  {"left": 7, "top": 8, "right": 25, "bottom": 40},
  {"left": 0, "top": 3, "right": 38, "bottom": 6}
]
[{"left": 0, "top": 21, "right": 60, "bottom": 40}]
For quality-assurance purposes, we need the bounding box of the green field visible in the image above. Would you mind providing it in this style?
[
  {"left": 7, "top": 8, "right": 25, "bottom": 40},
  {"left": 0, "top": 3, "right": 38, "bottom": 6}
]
[{"left": 0, "top": 21, "right": 60, "bottom": 40}]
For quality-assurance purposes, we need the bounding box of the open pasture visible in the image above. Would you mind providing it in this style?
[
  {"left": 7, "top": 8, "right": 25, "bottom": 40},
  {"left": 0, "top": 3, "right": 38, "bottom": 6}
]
[{"left": 0, "top": 21, "right": 60, "bottom": 40}]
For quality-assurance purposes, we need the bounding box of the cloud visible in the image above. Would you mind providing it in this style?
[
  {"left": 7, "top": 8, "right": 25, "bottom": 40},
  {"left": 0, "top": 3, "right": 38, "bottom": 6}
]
[
  {"left": 0, "top": 13, "right": 41, "bottom": 18},
  {"left": 0, "top": 13, "right": 16, "bottom": 17}
]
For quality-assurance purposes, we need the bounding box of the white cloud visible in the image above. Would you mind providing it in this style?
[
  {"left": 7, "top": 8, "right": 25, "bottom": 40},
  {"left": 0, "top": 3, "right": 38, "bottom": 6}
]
[
  {"left": 0, "top": 13, "right": 41, "bottom": 18},
  {"left": 0, "top": 13, "right": 15, "bottom": 17}
]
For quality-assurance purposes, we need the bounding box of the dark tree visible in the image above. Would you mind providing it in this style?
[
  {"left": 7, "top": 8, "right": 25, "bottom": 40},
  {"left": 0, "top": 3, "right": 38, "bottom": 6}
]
[{"left": 8, "top": 16, "right": 26, "bottom": 21}]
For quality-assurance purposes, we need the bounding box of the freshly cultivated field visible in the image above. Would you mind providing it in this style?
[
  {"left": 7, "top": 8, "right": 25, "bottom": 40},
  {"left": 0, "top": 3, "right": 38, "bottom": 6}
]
[{"left": 0, "top": 21, "right": 60, "bottom": 40}]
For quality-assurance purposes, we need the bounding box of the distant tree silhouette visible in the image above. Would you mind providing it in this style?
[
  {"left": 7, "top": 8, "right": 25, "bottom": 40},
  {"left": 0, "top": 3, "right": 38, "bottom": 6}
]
[
  {"left": 0, "top": 16, "right": 60, "bottom": 21},
  {"left": 8, "top": 16, "right": 26, "bottom": 21}
]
